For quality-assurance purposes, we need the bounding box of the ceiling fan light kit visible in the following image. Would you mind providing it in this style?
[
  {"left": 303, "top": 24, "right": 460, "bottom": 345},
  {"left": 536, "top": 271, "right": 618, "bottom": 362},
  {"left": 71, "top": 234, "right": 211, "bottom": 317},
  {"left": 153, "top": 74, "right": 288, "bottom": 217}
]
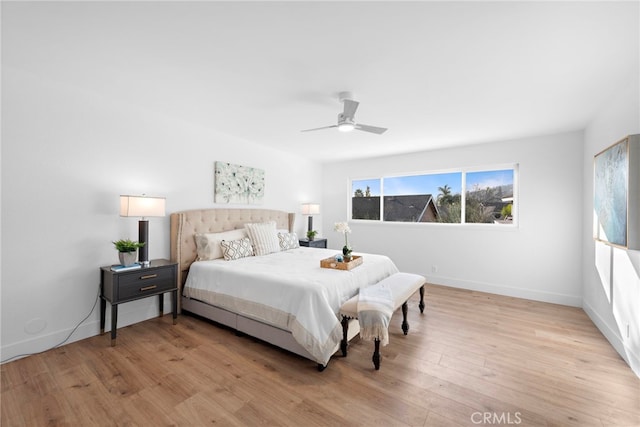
[
  {"left": 301, "top": 92, "right": 387, "bottom": 135},
  {"left": 338, "top": 121, "right": 355, "bottom": 132}
]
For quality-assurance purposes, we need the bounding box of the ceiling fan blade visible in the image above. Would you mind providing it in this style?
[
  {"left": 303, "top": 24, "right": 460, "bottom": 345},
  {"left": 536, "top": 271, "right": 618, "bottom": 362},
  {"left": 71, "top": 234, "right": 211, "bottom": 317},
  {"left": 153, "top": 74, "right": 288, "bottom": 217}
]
[
  {"left": 301, "top": 125, "right": 338, "bottom": 132},
  {"left": 342, "top": 99, "right": 359, "bottom": 120},
  {"left": 355, "top": 123, "right": 388, "bottom": 134}
]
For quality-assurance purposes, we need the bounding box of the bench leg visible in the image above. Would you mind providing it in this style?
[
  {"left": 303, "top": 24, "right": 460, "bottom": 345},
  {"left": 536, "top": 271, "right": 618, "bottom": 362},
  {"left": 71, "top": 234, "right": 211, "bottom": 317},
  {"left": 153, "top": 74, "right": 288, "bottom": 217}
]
[
  {"left": 340, "top": 316, "right": 350, "bottom": 357},
  {"left": 372, "top": 338, "right": 381, "bottom": 370},
  {"left": 402, "top": 301, "right": 409, "bottom": 335},
  {"left": 419, "top": 285, "right": 425, "bottom": 313}
]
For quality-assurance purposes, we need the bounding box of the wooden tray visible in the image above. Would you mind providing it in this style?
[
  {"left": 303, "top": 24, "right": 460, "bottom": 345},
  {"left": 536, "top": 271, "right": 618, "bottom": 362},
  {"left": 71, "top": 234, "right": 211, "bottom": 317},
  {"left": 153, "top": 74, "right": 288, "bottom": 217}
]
[{"left": 320, "top": 255, "right": 363, "bottom": 270}]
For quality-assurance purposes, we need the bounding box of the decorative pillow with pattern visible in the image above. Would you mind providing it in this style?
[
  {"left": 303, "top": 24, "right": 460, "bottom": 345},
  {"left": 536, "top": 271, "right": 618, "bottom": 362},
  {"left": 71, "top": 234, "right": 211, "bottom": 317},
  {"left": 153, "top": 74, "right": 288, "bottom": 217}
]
[
  {"left": 244, "top": 221, "right": 281, "bottom": 256},
  {"left": 220, "top": 237, "right": 254, "bottom": 261},
  {"left": 278, "top": 232, "right": 299, "bottom": 250},
  {"left": 194, "top": 229, "right": 247, "bottom": 261}
]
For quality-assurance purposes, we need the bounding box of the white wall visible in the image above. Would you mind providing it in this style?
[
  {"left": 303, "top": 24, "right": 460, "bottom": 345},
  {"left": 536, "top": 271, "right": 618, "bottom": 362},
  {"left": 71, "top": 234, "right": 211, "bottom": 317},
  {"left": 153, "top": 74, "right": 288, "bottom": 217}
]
[
  {"left": 322, "top": 131, "right": 584, "bottom": 307},
  {"left": 583, "top": 70, "right": 640, "bottom": 377},
  {"left": 3, "top": 2, "right": 636, "bottom": 379},
  {"left": 0, "top": 66, "right": 322, "bottom": 362}
]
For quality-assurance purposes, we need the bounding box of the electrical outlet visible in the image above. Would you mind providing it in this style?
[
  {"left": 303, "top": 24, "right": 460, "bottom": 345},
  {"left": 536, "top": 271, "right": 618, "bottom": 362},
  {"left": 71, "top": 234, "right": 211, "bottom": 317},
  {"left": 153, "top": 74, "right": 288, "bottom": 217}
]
[{"left": 431, "top": 265, "right": 438, "bottom": 273}]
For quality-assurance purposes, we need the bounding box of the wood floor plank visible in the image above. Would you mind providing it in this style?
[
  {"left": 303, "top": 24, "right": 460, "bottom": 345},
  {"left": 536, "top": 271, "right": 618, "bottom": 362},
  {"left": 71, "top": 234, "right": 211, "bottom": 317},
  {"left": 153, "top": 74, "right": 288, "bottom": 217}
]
[{"left": 1, "top": 284, "right": 638, "bottom": 426}]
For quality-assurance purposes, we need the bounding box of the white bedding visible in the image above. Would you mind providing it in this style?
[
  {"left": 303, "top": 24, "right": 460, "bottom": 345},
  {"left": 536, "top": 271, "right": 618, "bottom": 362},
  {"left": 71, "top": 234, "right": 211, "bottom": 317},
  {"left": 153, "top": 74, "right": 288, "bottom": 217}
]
[{"left": 183, "top": 247, "right": 399, "bottom": 364}]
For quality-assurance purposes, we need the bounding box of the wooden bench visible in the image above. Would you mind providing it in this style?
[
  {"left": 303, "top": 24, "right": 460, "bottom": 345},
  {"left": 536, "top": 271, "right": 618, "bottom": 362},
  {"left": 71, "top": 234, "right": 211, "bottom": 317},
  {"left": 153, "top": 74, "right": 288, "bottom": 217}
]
[{"left": 339, "top": 272, "right": 426, "bottom": 370}]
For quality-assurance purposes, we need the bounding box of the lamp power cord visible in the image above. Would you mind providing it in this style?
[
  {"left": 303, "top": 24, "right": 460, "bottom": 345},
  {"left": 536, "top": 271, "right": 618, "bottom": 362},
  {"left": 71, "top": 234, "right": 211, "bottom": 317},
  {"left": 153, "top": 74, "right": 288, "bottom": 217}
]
[{"left": 1, "top": 286, "right": 101, "bottom": 364}]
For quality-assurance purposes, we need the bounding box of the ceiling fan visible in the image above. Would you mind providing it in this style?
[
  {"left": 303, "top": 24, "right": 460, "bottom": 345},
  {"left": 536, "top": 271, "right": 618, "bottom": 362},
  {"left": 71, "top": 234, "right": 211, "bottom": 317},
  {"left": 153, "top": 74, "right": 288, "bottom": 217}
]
[{"left": 301, "top": 92, "right": 388, "bottom": 135}]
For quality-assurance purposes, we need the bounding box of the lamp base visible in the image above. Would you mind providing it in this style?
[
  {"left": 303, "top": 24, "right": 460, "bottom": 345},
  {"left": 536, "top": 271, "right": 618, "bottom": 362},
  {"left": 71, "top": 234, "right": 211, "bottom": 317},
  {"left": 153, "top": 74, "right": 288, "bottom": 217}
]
[{"left": 138, "top": 219, "right": 149, "bottom": 266}]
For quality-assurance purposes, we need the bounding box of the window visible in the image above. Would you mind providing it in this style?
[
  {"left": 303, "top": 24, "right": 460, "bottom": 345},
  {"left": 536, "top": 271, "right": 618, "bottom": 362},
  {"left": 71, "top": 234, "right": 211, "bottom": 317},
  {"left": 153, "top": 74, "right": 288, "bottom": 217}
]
[
  {"left": 383, "top": 173, "right": 462, "bottom": 223},
  {"left": 351, "top": 166, "right": 516, "bottom": 225},
  {"left": 465, "top": 169, "right": 514, "bottom": 224},
  {"left": 351, "top": 179, "right": 381, "bottom": 220}
]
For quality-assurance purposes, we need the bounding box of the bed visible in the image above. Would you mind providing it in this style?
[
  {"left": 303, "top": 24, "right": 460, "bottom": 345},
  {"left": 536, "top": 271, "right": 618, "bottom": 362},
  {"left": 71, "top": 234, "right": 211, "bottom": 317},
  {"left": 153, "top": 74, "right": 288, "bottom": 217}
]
[{"left": 170, "top": 208, "right": 399, "bottom": 369}]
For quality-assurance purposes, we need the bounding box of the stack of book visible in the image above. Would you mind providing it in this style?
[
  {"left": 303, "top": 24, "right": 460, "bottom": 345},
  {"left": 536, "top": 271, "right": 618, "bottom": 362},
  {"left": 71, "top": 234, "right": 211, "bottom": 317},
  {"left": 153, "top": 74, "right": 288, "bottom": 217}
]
[{"left": 110, "top": 263, "right": 142, "bottom": 272}]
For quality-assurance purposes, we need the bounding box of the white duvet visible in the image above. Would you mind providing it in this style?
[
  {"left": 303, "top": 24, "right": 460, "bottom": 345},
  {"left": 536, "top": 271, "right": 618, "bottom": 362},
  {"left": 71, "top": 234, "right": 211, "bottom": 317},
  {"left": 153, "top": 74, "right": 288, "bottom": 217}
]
[{"left": 183, "top": 247, "right": 399, "bottom": 364}]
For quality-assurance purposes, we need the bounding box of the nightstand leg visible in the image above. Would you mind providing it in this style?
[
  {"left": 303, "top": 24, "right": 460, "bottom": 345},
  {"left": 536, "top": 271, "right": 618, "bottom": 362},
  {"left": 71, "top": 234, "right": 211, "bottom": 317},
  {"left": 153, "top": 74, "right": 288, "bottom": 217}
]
[
  {"left": 158, "top": 294, "right": 164, "bottom": 317},
  {"left": 110, "top": 304, "right": 118, "bottom": 347},
  {"left": 172, "top": 289, "right": 178, "bottom": 325},
  {"left": 99, "top": 298, "right": 106, "bottom": 335}
]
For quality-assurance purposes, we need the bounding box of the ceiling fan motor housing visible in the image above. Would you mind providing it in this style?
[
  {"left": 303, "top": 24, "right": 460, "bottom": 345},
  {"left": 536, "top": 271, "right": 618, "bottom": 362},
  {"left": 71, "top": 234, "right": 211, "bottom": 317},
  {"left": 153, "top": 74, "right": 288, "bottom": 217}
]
[{"left": 338, "top": 113, "right": 355, "bottom": 125}]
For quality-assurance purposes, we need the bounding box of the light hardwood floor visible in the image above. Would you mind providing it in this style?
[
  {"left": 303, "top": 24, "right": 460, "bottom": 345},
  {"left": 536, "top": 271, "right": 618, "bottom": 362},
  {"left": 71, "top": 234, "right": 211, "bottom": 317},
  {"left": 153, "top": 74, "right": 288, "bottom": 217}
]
[{"left": 2, "top": 284, "right": 639, "bottom": 426}]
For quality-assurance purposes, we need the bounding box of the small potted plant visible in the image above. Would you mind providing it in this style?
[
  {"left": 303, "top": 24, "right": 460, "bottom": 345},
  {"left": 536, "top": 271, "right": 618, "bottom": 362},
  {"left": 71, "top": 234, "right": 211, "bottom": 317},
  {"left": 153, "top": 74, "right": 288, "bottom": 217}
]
[
  {"left": 306, "top": 230, "right": 318, "bottom": 241},
  {"left": 113, "top": 239, "right": 145, "bottom": 266}
]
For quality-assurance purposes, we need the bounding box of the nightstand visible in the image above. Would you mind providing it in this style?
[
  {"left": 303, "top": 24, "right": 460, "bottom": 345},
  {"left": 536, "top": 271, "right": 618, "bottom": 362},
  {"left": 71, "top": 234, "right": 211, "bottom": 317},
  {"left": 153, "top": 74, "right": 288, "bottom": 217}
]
[
  {"left": 100, "top": 259, "right": 178, "bottom": 346},
  {"left": 299, "top": 238, "right": 327, "bottom": 248}
]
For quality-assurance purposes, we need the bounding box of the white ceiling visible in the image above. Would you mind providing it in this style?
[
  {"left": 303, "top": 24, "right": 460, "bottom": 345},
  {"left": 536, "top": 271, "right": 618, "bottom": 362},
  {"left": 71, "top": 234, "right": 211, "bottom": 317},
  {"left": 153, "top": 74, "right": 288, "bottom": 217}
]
[{"left": 4, "top": 1, "right": 639, "bottom": 162}]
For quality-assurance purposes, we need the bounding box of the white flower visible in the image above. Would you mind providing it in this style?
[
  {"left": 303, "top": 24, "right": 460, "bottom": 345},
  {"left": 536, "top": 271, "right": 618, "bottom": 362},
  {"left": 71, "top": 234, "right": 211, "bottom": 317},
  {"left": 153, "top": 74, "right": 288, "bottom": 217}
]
[{"left": 334, "top": 222, "right": 351, "bottom": 234}]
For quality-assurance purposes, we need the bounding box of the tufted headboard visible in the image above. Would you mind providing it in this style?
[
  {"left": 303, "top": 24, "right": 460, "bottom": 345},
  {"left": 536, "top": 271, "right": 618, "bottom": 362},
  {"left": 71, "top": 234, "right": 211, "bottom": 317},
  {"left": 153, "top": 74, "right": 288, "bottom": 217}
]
[{"left": 170, "top": 208, "right": 295, "bottom": 293}]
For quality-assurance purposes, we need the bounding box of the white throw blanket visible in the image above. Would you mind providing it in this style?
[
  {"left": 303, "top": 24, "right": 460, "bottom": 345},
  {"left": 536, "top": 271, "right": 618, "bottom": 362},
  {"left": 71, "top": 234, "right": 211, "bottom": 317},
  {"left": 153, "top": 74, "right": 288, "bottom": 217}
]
[{"left": 357, "top": 283, "right": 394, "bottom": 346}]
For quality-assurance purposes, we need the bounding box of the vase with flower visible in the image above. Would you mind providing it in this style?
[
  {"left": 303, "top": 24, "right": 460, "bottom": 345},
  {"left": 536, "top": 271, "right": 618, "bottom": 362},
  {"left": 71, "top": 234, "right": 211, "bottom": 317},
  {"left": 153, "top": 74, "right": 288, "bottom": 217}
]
[{"left": 334, "top": 222, "right": 352, "bottom": 261}]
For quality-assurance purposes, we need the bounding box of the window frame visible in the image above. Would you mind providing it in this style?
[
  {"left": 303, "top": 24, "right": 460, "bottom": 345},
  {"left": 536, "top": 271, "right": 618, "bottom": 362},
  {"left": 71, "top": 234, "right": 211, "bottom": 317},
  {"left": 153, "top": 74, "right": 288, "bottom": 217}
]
[{"left": 349, "top": 163, "right": 518, "bottom": 227}]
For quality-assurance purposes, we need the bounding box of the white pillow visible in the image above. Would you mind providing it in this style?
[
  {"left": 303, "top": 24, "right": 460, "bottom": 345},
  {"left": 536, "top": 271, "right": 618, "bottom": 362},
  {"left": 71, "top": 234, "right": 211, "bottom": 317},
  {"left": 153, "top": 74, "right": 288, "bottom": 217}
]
[
  {"left": 245, "top": 221, "right": 281, "bottom": 256},
  {"left": 220, "top": 237, "right": 254, "bottom": 261},
  {"left": 278, "top": 232, "right": 299, "bottom": 250},
  {"left": 194, "top": 229, "right": 247, "bottom": 260}
]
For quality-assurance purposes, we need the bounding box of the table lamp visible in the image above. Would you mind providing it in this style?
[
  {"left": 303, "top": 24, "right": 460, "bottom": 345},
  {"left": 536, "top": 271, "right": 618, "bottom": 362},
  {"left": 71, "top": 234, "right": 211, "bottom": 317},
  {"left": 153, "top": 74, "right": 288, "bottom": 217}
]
[
  {"left": 301, "top": 203, "right": 320, "bottom": 236},
  {"left": 120, "top": 195, "right": 166, "bottom": 266}
]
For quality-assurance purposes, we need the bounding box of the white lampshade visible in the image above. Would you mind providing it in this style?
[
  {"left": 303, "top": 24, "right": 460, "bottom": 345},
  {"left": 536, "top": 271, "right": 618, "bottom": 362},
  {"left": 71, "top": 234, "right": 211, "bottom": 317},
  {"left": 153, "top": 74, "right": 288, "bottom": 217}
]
[
  {"left": 120, "top": 195, "right": 166, "bottom": 218},
  {"left": 301, "top": 203, "right": 320, "bottom": 215}
]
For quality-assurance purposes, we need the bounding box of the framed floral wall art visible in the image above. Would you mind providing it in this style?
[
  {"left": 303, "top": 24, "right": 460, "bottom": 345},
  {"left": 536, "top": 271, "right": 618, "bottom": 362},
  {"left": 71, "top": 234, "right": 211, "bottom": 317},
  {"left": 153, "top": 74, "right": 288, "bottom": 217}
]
[{"left": 214, "top": 161, "right": 265, "bottom": 204}]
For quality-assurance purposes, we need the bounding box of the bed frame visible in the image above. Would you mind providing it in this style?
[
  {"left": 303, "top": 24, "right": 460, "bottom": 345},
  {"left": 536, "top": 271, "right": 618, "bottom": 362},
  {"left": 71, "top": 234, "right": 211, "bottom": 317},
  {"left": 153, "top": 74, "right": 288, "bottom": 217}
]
[{"left": 169, "top": 208, "right": 359, "bottom": 370}]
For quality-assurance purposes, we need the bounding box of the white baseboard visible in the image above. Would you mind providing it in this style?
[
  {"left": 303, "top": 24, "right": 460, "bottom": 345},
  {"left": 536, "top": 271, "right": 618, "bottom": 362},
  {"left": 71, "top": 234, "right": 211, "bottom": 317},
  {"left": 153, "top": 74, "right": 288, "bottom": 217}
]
[
  {"left": 1, "top": 321, "right": 100, "bottom": 364},
  {"left": 425, "top": 274, "right": 583, "bottom": 307},
  {"left": 583, "top": 301, "right": 640, "bottom": 378},
  {"left": 1, "top": 298, "right": 170, "bottom": 364},
  {"left": 5, "top": 280, "right": 636, "bottom": 380},
  {"left": 427, "top": 274, "right": 639, "bottom": 378}
]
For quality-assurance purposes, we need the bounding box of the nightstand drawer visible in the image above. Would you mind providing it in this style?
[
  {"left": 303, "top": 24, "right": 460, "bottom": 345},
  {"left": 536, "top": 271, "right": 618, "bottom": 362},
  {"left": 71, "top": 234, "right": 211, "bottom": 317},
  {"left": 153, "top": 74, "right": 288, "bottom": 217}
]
[{"left": 118, "top": 268, "right": 176, "bottom": 301}]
